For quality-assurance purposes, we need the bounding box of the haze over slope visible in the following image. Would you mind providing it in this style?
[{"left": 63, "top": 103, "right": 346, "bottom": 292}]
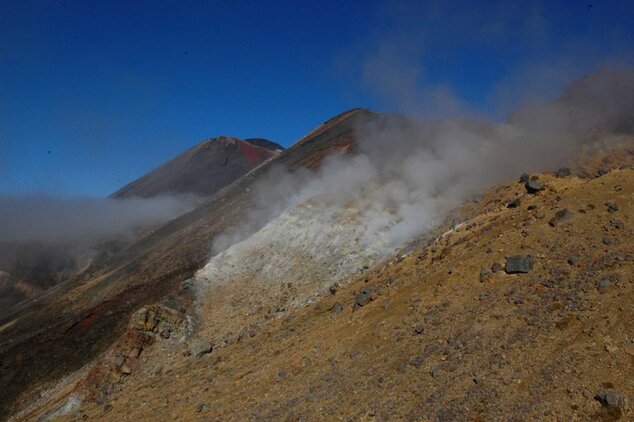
[{"left": 0, "top": 136, "right": 282, "bottom": 310}]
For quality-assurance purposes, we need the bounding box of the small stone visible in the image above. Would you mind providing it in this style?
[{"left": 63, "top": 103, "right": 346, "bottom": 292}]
[
  {"left": 277, "top": 369, "right": 288, "bottom": 379},
  {"left": 597, "top": 278, "right": 613, "bottom": 292},
  {"left": 180, "top": 279, "right": 194, "bottom": 291},
  {"left": 429, "top": 366, "right": 440, "bottom": 378},
  {"left": 519, "top": 173, "right": 530, "bottom": 183},
  {"left": 602, "top": 237, "right": 612, "bottom": 245},
  {"left": 594, "top": 390, "right": 625, "bottom": 413},
  {"left": 120, "top": 365, "right": 131, "bottom": 375},
  {"left": 95, "top": 395, "right": 106, "bottom": 405},
  {"left": 597, "top": 167, "right": 609, "bottom": 176},
  {"left": 491, "top": 262, "right": 502, "bottom": 273},
  {"left": 567, "top": 256, "right": 579, "bottom": 266},
  {"left": 331, "top": 302, "right": 344, "bottom": 314},
  {"left": 414, "top": 324, "right": 424, "bottom": 335},
  {"left": 606, "top": 202, "right": 619, "bottom": 213},
  {"left": 479, "top": 269, "right": 490, "bottom": 283},
  {"left": 527, "top": 204, "right": 538, "bottom": 211},
  {"left": 328, "top": 284, "right": 338, "bottom": 294},
  {"left": 320, "top": 373, "right": 333, "bottom": 382},
  {"left": 113, "top": 355, "right": 125, "bottom": 368},
  {"left": 506, "top": 197, "right": 521, "bottom": 208},
  {"left": 525, "top": 179, "right": 544, "bottom": 194},
  {"left": 355, "top": 288, "right": 373, "bottom": 307},
  {"left": 409, "top": 356, "right": 424, "bottom": 368},
  {"left": 196, "top": 403, "right": 205, "bottom": 413},
  {"left": 556, "top": 167, "right": 572, "bottom": 178},
  {"left": 154, "top": 365, "right": 163, "bottom": 375},
  {"left": 479, "top": 292, "right": 491, "bottom": 301},
  {"left": 191, "top": 340, "right": 213, "bottom": 358},
  {"left": 505, "top": 255, "right": 533, "bottom": 274},
  {"left": 549, "top": 208, "right": 573, "bottom": 227}
]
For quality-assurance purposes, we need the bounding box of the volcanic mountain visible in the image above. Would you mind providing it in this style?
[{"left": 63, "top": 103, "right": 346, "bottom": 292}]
[
  {"left": 1, "top": 70, "right": 633, "bottom": 421},
  {"left": 112, "top": 136, "right": 283, "bottom": 199},
  {"left": 0, "top": 137, "right": 283, "bottom": 311}
]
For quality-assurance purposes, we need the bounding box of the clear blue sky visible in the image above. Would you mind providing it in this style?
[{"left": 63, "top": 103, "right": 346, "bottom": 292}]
[{"left": 1, "top": 0, "right": 633, "bottom": 196}]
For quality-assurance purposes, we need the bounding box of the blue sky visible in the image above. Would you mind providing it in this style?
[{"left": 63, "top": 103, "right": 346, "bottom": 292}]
[{"left": 1, "top": 0, "right": 633, "bottom": 196}]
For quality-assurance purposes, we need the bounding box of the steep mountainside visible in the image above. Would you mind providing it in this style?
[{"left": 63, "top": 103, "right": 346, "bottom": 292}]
[
  {"left": 0, "top": 109, "right": 373, "bottom": 420},
  {"left": 1, "top": 68, "right": 633, "bottom": 419},
  {"left": 111, "top": 136, "right": 283, "bottom": 199},
  {"left": 12, "top": 146, "right": 634, "bottom": 422}
]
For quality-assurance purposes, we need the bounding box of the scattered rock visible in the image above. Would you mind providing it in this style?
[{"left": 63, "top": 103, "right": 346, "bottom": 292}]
[
  {"left": 479, "top": 269, "right": 490, "bottom": 283},
  {"left": 320, "top": 373, "right": 333, "bottom": 382},
  {"left": 525, "top": 178, "right": 544, "bottom": 194},
  {"left": 597, "top": 278, "right": 613, "bottom": 292},
  {"left": 355, "top": 288, "right": 373, "bottom": 307},
  {"left": 556, "top": 167, "right": 572, "bottom": 178},
  {"left": 479, "top": 292, "right": 491, "bottom": 301},
  {"left": 549, "top": 208, "right": 573, "bottom": 227},
  {"left": 179, "top": 279, "right": 194, "bottom": 291},
  {"left": 506, "top": 197, "right": 521, "bottom": 208},
  {"left": 409, "top": 356, "right": 424, "bottom": 368},
  {"left": 191, "top": 340, "right": 213, "bottom": 358},
  {"left": 491, "top": 262, "right": 502, "bottom": 273},
  {"left": 505, "top": 255, "right": 533, "bottom": 274},
  {"left": 606, "top": 202, "right": 619, "bottom": 213},
  {"left": 595, "top": 390, "right": 625, "bottom": 414}
]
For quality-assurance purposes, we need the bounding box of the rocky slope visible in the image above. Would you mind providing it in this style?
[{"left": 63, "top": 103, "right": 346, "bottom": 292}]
[
  {"left": 14, "top": 148, "right": 634, "bottom": 422},
  {"left": 0, "top": 109, "right": 372, "bottom": 420},
  {"left": 1, "top": 70, "right": 633, "bottom": 421}
]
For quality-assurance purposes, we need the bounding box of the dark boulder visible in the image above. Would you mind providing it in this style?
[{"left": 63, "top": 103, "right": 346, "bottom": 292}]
[{"left": 505, "top": 255, "right": 533, "bottom": 274}]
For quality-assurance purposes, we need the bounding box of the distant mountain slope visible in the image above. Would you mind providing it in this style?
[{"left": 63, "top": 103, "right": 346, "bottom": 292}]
[
  {"left": 111, "top": 136, "right": 283, "bottom": 199},
  {"left": 560, "top": 67, "right": 634, "bottom": 135}
]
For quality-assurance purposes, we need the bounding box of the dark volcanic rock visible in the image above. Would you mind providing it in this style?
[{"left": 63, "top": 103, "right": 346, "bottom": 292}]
[
  {"left": 548, "top": 208, "right": 573, "bottom": 227},
  {"left": 355, "top": 288, "right": 373, "bottom": 307},
  {"left": 556, "top": 167, "right": 572, "bottom": 178},
  {"left": 595, "top": 390, "right": 625, "bottom": 414},
  {"left": 525, "top": 179, "right": 544, "bottom": 194},
  {"left": 505, "top": 256, "right": 533, "bottom": 274}
]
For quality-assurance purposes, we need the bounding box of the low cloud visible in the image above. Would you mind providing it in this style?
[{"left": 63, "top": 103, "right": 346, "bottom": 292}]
[{"left": 0, "top": 194, "right": 201, "bottom": 243}]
